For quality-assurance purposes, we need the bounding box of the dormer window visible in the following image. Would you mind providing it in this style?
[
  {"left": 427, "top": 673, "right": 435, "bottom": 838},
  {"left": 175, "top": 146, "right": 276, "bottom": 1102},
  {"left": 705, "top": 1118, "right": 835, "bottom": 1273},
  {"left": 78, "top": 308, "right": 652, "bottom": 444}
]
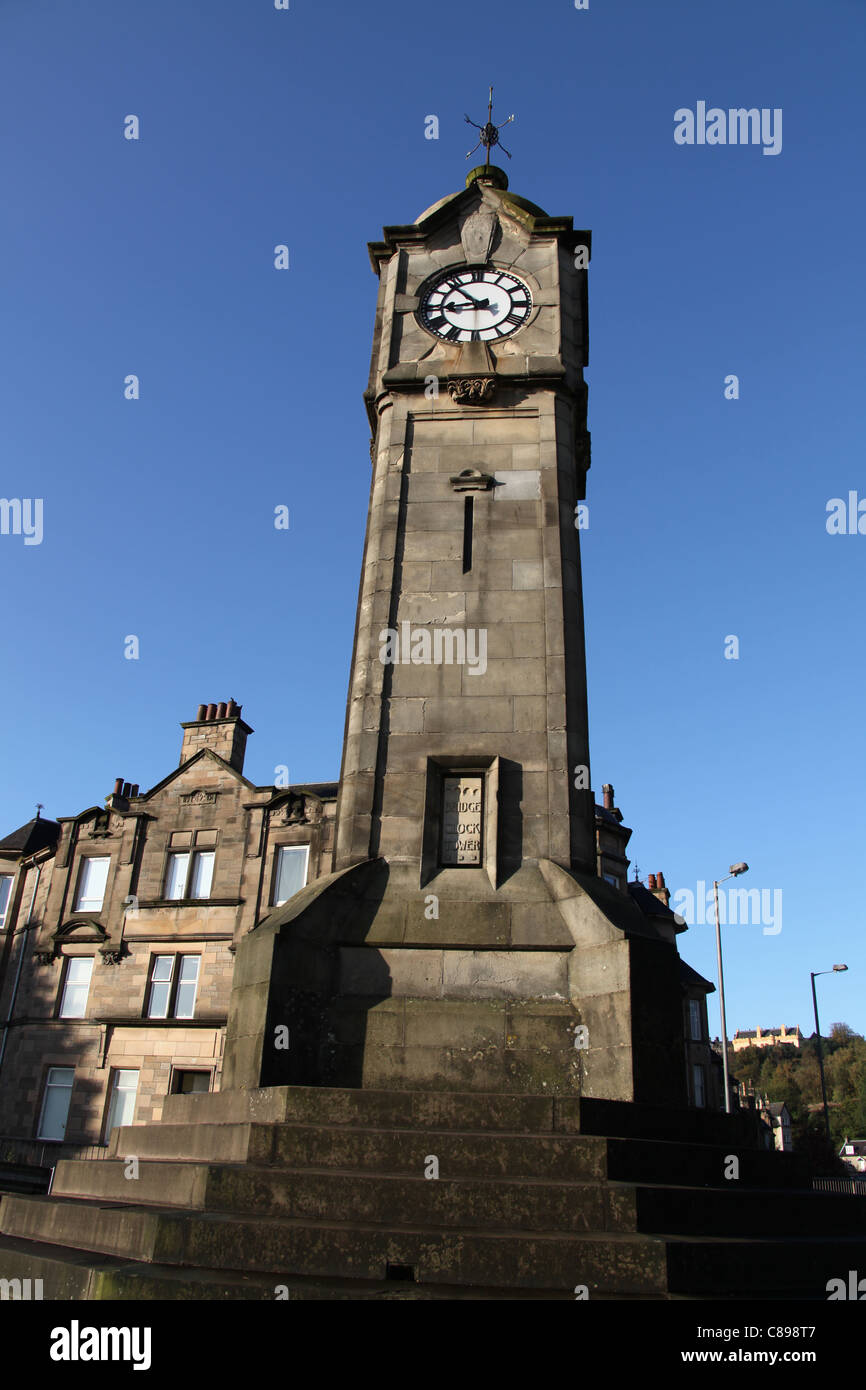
[{"left": 74, "top": 856, "right": 110, "bottom": 912}]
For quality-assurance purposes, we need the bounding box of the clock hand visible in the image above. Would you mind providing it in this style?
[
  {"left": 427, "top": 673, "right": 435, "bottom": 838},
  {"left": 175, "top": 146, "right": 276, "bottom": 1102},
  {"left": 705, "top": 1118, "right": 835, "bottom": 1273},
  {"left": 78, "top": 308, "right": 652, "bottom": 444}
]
[{"left": 444, "top": 299, "right": 492, "bottom": 312}]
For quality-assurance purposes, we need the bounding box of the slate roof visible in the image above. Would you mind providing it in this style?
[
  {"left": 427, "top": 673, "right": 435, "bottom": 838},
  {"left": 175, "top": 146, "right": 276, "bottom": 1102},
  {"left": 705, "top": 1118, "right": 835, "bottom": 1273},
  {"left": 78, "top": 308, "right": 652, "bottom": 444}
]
[
  {"left": 0, "top": 816, "right": 60, "bottom": 858},
  {"left": 678, "top": 958, "right": 716, "bottom": 994},
  {"left": 628, "top": 880, "right": 686, "bottom": 932}
]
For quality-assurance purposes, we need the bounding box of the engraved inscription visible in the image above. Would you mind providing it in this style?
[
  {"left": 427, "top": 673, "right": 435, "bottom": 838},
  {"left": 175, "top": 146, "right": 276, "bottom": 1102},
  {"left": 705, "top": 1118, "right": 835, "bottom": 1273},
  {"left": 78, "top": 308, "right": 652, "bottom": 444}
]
[{"left": 441, "top": 776, "right": 483, "bottom": 866}]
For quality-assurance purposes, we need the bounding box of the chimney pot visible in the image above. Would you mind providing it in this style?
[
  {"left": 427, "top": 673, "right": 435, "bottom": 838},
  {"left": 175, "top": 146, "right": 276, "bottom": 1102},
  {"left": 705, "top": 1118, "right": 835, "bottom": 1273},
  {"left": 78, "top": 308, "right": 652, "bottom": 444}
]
[
  {"left": 657, "top": 870, "right": 666, "bottom": 889},
  {"left": 227, "top": 699, "right": 238, "bottom": 718},
  {"left": 122, "top": 782, "right": 132, "bottom": 798},
  {"left": 196, "top": 704, "right": 207, "bottom": 721},
  {"left": 602, "top": 783, "right": 614, "bottom": 810},
  {"left": 131, "top": 784, "right": 139, "bottom": 797},
  {"left": 648, "top": 873, "right": 657, "bottom": 889},
  {"left": 216, "top": 702, "right": 227, "bottom": 719},
  {"left": 206, "top": 704, "right": 217, "bottom": 721},
  {"left": 113, "top": 778, "right": 124, "bottom": 796}
]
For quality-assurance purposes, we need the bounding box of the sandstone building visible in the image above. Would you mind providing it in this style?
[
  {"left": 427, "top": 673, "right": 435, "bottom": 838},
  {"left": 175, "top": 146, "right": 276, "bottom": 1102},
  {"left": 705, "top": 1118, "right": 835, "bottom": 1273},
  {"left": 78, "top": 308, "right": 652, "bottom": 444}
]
[{"left": 0, "top": 704, "right": 336, "bottom": 1160}]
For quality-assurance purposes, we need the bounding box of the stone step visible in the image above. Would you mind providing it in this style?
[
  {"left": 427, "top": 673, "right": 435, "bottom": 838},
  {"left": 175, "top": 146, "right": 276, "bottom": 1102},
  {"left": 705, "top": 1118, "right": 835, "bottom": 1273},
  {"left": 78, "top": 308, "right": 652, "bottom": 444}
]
[
  {"left": 665, "top": 1235, "right": 866, "bottom": 1297},
  {"left": 108, "top": 1122, "right": 260, "bottom": 1165},
  {"left": 0, "top": 1234, "right": 576, "bottom": 1300},
  {"left": 108, "top": 1118, "right": 810, "bottom": 1192},
  {"left": 52, "top": 1160, "right": 618, "bottom": 1232},
  {"left": 4, "top": 1192, "right": 862, "bottom": 1296},
  {"left": 160, "top": 1084, "right": 763, "bottom": 1147},
  {"left": 605, "top": 1135, "right": 811, "bottom": 1190},
  {"left": 633, "top": 1184, "right": 866, "bottom": 1238},
  {"left": 0, "top": 1194, "right": 669, "bottom": 1292},
  {"left": 50, "top": 1157, "right": 866, "bottom": 1239}
]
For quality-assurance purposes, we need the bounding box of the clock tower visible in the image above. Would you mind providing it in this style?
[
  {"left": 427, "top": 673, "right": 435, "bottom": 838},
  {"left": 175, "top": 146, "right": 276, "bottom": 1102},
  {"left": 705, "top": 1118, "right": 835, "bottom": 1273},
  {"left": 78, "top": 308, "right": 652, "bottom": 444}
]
[{"left": 223, "top": 160, "right": 688, "bottom": 1105}]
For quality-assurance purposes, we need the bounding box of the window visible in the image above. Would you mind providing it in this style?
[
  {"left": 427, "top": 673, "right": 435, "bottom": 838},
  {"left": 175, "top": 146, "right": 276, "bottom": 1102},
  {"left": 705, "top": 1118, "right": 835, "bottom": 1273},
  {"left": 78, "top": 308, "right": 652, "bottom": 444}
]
[
  {"left": 58, "top": 957, "right": 93, "bottom": 1018},
  {"left": 37, "top": 1067, "right": 74, "bottom": 1141},
  {"left": 272, "top": 845, "right": 309, "bottom": 906},
  {"left": 164, "top": 840, "right": 215, "bottom": 900},
  {"left": 146, "top": 954, "right": 200, "bottom": 1019},
  {"left": 0, "top": 874, "right": 13, "bottom": 928},
  {"left": 693, "top": 1063, "right": 706, "bottom": 1108},
  {"left": 171, "top": 1069, "right": 211, "bottom": 1095},
  {"left": 689, "top": 998, "right": 703, "bottom": 1042},
  {"left": 105, "top": 1069, "right": 138, "bottom": 1136},
  {"left": 603, "top": 873, "right": 621, "bottom": 889},
  {"left": 74, "top": 856, "right": 110, "bottom": 912}
]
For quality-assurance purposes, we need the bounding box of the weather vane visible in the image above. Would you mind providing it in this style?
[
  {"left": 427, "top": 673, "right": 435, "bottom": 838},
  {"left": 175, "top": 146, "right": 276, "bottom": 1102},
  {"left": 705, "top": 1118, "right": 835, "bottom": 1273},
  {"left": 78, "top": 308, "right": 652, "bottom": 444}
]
[{"left": 465, "top": 86, "right": 515, "bottom": 167}]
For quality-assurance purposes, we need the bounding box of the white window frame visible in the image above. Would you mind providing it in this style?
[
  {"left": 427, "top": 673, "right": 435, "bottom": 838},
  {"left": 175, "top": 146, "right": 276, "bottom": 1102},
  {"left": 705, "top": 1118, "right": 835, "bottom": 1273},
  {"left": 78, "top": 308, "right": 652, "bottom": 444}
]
[
  {"left": 74, "top": 856, "right": 110, "bottom": 912},
  {"left": 0, "top": 874, "right": 14, "bottom": 928},
  {"left": 37, "top": 1066, "right": 74, "bottom": 1141},
  {"left": 689, "top": 998, "right": 703, "bottom": 1042},
  {"left": 271, "top": 844, "right": 309, "bottom": 906},
  {"left": 146, "top": 954, "right": 200, "bottom": 1019},
  {"left": 164, "top": 849, "right": 215, "bottom": 901},
  {"left": 104, "top": 1068, "right": 139, "bottom": 1139},
  {"left": 58, "top": 956, "right": 94, "bottom": 1019}
]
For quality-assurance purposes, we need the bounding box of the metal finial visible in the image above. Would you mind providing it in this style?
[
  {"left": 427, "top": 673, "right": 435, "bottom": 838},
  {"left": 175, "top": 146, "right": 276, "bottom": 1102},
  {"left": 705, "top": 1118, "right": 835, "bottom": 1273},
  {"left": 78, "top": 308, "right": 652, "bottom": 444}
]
[
  {"left": 35, "top": 803, "right": 44, "bottom": 820},
  {"left": 464, "top": 85, "right": 515, "bottom": 166}
]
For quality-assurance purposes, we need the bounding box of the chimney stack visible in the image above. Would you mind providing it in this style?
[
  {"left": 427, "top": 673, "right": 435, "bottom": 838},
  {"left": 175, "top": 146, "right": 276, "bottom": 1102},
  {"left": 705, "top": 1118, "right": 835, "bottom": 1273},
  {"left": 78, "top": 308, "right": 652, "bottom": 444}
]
[
  {"left": 649, "top": 870, "right": 670, "bottom": 907},
  {"left": 179, "top": 700, "right": 252, "bottom": 773}
]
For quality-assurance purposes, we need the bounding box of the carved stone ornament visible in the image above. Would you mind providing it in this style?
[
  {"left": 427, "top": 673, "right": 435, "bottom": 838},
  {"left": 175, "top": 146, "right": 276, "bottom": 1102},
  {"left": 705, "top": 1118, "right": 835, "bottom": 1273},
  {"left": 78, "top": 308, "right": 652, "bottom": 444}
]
[
  {"left": 278, "top": 793, "right": 320, "bottom": 826},
  {"left": 100, "top": 947, "right": 126, "bottom": 966},
  {"left": 180, "top": 789, "right": 218, "bottom": 807},
  {"left": 449, "top": 468, "right": 495, "bottom": 493},
  {"left": 459, "top": 207, "right": 501, "bottom": 263},
  {"left": 33, "top": 951, "right": 56, "bottom": 966},
  {"left": 447, "top": 376, "right": 496, "bottom": 405}
]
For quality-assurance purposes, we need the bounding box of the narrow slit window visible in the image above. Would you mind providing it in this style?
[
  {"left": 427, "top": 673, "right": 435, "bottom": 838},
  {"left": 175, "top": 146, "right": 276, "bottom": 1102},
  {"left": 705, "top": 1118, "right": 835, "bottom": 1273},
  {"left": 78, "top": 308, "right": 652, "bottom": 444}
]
[{"left": 462, "top": 495, "right": 473, "bottom": 573}]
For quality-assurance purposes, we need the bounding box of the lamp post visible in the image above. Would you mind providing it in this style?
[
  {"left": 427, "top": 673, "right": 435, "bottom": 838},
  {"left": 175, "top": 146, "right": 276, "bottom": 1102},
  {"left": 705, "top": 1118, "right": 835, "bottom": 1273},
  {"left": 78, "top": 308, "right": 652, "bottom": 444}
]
[
  {"left": 713, "top": 862, "right": 749, "bottom": 1114},
  {"left": 810, "top": 964, "right": 848, "bottom": 1146}
]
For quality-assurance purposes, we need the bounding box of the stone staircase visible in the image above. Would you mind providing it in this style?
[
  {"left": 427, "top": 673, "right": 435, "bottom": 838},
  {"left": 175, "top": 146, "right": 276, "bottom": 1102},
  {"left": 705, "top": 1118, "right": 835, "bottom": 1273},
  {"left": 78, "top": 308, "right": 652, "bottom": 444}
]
[{"left": 0, "top": 1085, "right": 864, "bottom": 1300}]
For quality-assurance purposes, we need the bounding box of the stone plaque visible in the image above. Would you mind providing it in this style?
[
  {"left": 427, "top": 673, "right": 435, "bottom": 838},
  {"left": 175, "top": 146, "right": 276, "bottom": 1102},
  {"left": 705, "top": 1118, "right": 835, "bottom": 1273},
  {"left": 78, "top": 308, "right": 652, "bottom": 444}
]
[{"left": 441, "top": 776, "right": 483, "bottom": 866}]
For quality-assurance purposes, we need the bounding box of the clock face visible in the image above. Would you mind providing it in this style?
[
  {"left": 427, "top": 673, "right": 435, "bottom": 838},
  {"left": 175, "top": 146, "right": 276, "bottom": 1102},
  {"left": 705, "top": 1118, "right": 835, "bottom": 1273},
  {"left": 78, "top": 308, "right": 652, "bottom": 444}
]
[{"left": 418, "top": 266, "right": 532, "bottom": 343}]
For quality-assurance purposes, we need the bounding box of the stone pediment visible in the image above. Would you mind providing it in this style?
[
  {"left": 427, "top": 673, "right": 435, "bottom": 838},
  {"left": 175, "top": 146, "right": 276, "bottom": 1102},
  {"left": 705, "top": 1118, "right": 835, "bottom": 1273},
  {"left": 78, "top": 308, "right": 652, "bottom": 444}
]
[{"left": 141, "top": 747, "right": 258, "bottom": 801}]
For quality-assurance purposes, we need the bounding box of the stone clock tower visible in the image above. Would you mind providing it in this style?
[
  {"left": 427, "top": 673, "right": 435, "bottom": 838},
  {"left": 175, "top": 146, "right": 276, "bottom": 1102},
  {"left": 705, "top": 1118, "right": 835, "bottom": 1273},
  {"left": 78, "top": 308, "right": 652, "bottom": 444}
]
[{"left": 224, "top": 164, "right": 688, "bottom": 1105}]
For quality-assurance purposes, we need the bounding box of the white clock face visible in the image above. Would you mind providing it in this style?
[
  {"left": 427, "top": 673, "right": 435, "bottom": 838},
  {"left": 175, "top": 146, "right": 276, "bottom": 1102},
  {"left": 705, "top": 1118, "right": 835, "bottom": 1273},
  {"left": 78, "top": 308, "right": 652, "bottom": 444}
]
[{"left": 418, "top": 266, "right": 532, "bottom": 343}]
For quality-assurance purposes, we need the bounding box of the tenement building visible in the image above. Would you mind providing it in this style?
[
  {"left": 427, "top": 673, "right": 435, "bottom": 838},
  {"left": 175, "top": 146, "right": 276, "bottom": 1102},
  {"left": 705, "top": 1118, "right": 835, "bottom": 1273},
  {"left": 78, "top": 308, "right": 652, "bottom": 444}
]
[{"left": 0, "top": 703, "right": 336, "bottom": 1157}]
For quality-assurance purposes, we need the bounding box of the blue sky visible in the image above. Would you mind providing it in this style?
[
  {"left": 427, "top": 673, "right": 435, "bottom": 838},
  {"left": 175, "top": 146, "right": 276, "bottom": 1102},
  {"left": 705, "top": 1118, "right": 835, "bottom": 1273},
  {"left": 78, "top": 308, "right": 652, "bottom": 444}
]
[{"left": 1, "top": 0, "right": 863, "bottom": 1035}]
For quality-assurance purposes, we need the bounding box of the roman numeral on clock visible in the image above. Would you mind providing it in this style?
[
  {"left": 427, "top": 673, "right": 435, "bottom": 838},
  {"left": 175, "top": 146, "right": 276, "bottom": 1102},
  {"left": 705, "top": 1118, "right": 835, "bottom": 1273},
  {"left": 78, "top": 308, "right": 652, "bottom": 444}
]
[
  {"left": 444, "top": 326, "right": 461, "bottom": 341},
  {"left": 505, "top": 311, "right": 525, "bottom": 326}
]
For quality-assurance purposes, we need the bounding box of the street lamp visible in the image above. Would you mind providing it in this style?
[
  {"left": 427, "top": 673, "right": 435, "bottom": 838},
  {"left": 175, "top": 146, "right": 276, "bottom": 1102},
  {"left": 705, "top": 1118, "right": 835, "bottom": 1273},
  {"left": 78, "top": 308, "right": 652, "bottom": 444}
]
[
  {"left": 811, "top": 964, "right": 848, "bottom": 1146},
  {"left": 713, "top": 862, "right": 749, "bottom": 1114}
]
